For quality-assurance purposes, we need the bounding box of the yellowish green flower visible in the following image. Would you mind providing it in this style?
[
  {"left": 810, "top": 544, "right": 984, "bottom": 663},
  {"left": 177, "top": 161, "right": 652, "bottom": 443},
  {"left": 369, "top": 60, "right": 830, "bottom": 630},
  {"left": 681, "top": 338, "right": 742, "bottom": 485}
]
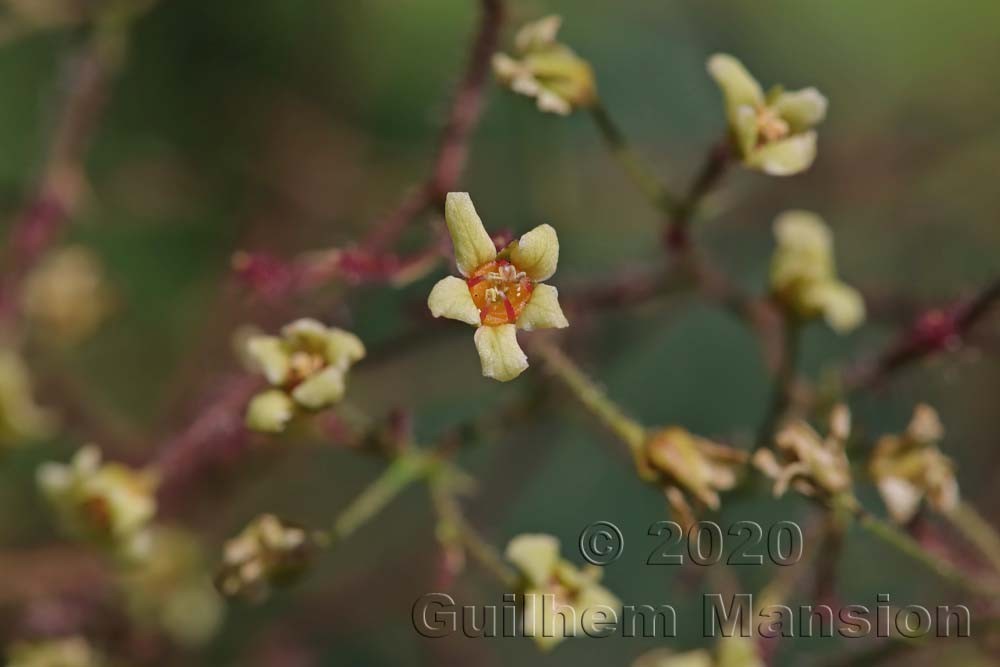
[
  {"left": 119, "top": 525, "right": 224, "bottom": 647},
  {"left": 707, "top": 53, "right": 827, "bottom": 176},
  {"left": 5, "top": 636, "right": 105, "bottom": 667},
  {"left": 216, "top": 514, "right": 315, "bottom": 602},
  {"left": 870, "top": 404, "right": 958, "bottom": 524},
  {"left": 427, "top": 192, "right": 569, "bottom": 382},
  {"left": 428, "top": 193, "right": 568, "bottom": 382},
  {"left": 634, "top": 636, "right": 764, "bottom": 667},
  {"left": 492, "top": 15, "right": 597, "bottom": 116},
  {"left": 505, "top": 533, "right": 620, "bottom": 651},
  {"left": 769, "top": 211, "right": 865, "bottom": 333},
  {"left": 21, "top": 245, "right": 115, "bottom": 346},
  {"left": 0, "top": 346, "right": 56, "bottom": 447},
  {"left": 754, "top": 404, "right": 853, "bottom": 500},
  {"left": 642, "top": 427, "right": 746, "bottom": 523},
  {"left": 37, "top": 445, "right": 158, "bottom": 552},
  {"left": 244, "top": 318, "right": 365, "bottom": 432}
]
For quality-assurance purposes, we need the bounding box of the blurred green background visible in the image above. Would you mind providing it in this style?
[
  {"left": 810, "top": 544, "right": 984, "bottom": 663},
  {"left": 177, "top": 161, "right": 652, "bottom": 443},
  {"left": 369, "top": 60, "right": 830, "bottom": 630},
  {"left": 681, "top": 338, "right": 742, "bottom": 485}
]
[{"left": 1, "top": 0, "right": 998, "bottom": 665}]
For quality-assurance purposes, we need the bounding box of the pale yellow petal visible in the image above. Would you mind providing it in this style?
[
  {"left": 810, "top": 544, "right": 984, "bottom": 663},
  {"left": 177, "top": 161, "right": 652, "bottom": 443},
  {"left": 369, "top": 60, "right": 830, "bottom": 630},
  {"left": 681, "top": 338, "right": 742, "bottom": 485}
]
[
  {"left": 245, "top": 336, "right": 289, "bottom": 385},
  {"left": 324, "top": 328, "right": 366, "bottom": 368},
  {"left": 509, "top": 223, "right": 559, "bottom": 281},
  {"left": 474, "top": 324, "right": 528, "bottom": 382},
  {"left": 290, "top": 366, "right": 346, "bottom": 409},
  {"left": 245, "top": 390, "right": 295, "bottom": 433},
  {"left": 773, "top": 87, "right": 828, "bottom": 133},
  {"left": 427, "top": 276, "right": 480, "bottom": 326},
  {"left": 517, "top": 284, "right": 568, "bottom": 331},
  {"left": 505, "top": 533, "right": 560, "bottom": 587},
  {"left": 445, "top": 193, "right": 496, "bottom": 276},
  {"left": 746, "top": 131, "right": 817, "bottom": 176},
  {"left": 707, "top": 53, "right": 764, "bottom": 124}
]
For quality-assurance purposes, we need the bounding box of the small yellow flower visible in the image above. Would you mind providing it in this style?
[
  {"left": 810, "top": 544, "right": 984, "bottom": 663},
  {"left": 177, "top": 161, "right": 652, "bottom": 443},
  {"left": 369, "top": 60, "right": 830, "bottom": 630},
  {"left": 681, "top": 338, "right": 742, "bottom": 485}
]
[
  {"left": 243, "top": 318, "right": 365, "bottom": 432},
  {"left": 492, "top": 15, "right": 597, "bottom": 116},
  {"left": 707, "top": 53, "right": 827, "bottom": 176},
  {"left": 37, "top": 445, "right": 158, "bottom": 552},
  {"left": 505, "top": 533, "right": 620, "bottom": 651},
  {"left": 428, "top": 193, "right": 568, "bottom": 382},
  {"left": 870, "top": 404, "right": 958, "bottom": 524},
  {"left": 642, "top": 427, "right": 746, "bottom": 524},
  {"left": 6, "top": 636, "right": 105, "bottom": 667},
  {"left": 216, "top": 514, "right": 315, "bottom": 602},
  {"left": 0, "top": 346, "right": 56, "bottom": 447},
  {"left": 119, "top": 525, "right": 224, "bottom": 647},
  {"left": 21, "top": 245, "right": 115, "bottom": 346},
  {"left": 769, "top": 211, "right": 865, "bottom": 333},
  {"left": 754, "top": 404, "right": 853, "bottom": 500}
]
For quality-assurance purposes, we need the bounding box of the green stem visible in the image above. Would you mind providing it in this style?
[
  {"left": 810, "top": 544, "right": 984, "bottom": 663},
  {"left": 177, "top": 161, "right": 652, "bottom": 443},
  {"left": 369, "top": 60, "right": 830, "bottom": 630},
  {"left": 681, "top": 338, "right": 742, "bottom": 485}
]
[
  {"left": 755, "top": 315, "right": 801, "bottom": 449},
  {"left": 589, "top": 103, "right": 677, "bottom": 214},
  {"left": 328, "top": 451, "right": 434, "bottom": 541},
  {"left": 532, "top": 339, "right": 647, "bottom": 456},
  {"left": 945, "top": 501, "right": 1000, "bottom": 575},
  {"left": 847, "top": 499, "right": 998, "bottom": 596}
]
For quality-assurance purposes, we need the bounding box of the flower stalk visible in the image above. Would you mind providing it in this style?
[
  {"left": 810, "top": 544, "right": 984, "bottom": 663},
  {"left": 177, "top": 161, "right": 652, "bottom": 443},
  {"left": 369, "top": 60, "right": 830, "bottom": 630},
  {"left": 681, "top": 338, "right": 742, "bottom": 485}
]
[{"left": 945, "top": 501, "right": 1000, "bottom": 576}]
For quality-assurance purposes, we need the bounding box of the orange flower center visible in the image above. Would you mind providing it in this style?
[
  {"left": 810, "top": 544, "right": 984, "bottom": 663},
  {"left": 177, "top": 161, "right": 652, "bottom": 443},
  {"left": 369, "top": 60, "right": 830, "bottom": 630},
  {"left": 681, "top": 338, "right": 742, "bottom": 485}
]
[
  {"left": 288, "top": 351, "right": 326, "bottom": 385},
  {"left": 467, "top": 259, "right": 534, "bottom": 326},
  {"left": 756, "top": 105, "right": 790, "bottom": 144}
]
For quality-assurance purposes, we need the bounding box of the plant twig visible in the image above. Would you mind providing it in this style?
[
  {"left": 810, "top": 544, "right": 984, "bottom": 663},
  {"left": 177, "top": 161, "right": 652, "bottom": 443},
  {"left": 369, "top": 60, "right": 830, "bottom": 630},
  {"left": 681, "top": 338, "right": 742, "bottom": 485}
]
[
  {"left": 945, "top": 501, "right": 1000, "bottom": 576},
  {"left": 755, "top": 314, "right": 802, "bottom": 449}
]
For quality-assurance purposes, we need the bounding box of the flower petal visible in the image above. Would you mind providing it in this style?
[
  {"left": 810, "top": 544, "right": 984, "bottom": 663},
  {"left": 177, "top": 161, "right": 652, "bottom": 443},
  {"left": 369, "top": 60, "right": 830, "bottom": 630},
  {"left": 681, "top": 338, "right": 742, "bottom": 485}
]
[
  {"left": 707, "top": 53, "right": 764, "bottom": 124},
  {"left": 473, "top": 324, "right": 528, "bottom": 382},
  {"left": 245, "top": 336, "right": 289, "bottom": 385},
  {"left": 245, "top": 390, "right": 295, "bottom": 433},
  {"left": 509, "top": 223, "right": 559, "bottom": 281},
  {"left": 428, "top": 276, "right": 480, "bottom": 326},
  {"left": 324, "top": 328, "right": 366, "bottom": 368},
  {"left": 813, "top": 281, "right": 865, "bottom": 333},
  {"left": 517, "top": 284, "right": 568, "bottom": 330},
  {"left": 505, "top": 533, "right": 560, "bottom": 587},
  {"left": 733, "top": 105, "right": 760, "bottom": 158},
  {"left": 773, "top": 87, "right": 828, "bottom": 133},
  {"left": 445, "top": 193, "right": 497, "bottom": 277},
  {"left": 746, "top": 131, "right": 817, "bottom": 176},
  {"left": 290, "top": 366, "right": 346, "bottom": 409},
  {"left": 514, "top": 15, "right": 562, "bottom": 53},
  {"left": 281, "top": 318, "right": 329, "bottom": 350}
]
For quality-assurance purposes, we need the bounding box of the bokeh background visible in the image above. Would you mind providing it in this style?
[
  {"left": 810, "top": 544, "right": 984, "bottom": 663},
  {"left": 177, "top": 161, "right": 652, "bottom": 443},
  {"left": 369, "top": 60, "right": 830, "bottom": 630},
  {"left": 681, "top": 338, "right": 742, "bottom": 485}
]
[{"left": 1, "top": 0, "right": 999, "bottom": 665}]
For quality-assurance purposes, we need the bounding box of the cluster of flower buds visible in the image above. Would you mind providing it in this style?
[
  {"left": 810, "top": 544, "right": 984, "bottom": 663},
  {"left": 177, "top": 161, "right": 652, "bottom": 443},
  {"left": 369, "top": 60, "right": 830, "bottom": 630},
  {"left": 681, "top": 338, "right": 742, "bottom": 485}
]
[
  {"left": 492, "top": 15, "right": 597, "bottom": 116},
  {"left": 634, "top": 635, "right": 764, "bottom": 667},
  {"left": 244, "top": 318, "right": 365, "bottom": 433},
  {"left": 37, "top": 445, "right": 158, "bottom": 556},
  {"left": 505, "top": 533, "right": 620, "bottom": 651},
  {"left": 428, "top": 193, "right": 568, "bottom": 382},
  {"left": 754, "top": 405, "right": 853, "bottom": 501},
  {"left": 216, "top": 514, "right": 316, "bottom": 602},
  {"left": 870, "top": 404, "right": 958, "bottom": 524},
  {"left": 707, "top": 53, "right": 827, "bottom": 176},
  {"left": 5, "top": 636, "right": 105, "bottom": 667},
  {"left": 769, "top": 211, "right": 865, "bottom": 333},
  {"left": 0, "top": 346, "right": 56, "bottom": 447},
  {"left": 639, "top": 427, "right": 747, "bottom": 526},
  {"left": 21, "top": 245, "right": 114, "bottom": 346},
  {"left": 118, "top": 525, "right": 225, "bottom": 647}
]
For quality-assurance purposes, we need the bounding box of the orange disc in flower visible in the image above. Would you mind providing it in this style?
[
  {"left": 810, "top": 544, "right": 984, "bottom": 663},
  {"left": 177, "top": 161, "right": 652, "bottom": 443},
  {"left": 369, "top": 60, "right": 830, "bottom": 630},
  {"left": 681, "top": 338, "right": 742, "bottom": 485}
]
[{"left": 467, "top": 259, "right": 534, "bottom": 326}]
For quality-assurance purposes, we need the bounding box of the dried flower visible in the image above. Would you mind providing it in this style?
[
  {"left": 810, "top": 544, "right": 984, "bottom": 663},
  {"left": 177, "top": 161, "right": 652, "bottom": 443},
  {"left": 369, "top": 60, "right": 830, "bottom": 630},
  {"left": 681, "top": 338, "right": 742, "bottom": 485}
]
[
  {"left": 642, "top": 427, "right": 746, "bottom": 524},
  {"left": 0, "top": 346, "right": 56, "bottom": 447},
  {"left": 216, "top": 514, "right": 316, "bottom": 601},
  {"left": 37, "top": 445, "right": 158, "bottom": 552},
  {"left": 428, "top": 193, "right": 568, "bottom": 382},
  {"left": 769, "top": 211, "right": 865, "bottom": 333},
  {"left": 119, "top": 526, "right": 224, "bottom": 647},
  {"left": 493, "top": 15, "right": 597, "bottom": 116},
  {"left": 244, "top": 318, "right": 365, "bottom": 432},
  {"left": 5, "top": 636, "right": 105, "bottom": 667},
  {"left": 21, "top": 245, "right": 114, "bottom": 346},
  {"left": 870, "top": 404, "right": 958, "bottom": 524},
  {"left": 708, "top": 53, "right": 827, "bottom": 176},
  {"left": 505, "top": 533, "right": 620, "bottom": 651},
  {"left": 754, "top": 404, "right": 853, "bottom": 500}
]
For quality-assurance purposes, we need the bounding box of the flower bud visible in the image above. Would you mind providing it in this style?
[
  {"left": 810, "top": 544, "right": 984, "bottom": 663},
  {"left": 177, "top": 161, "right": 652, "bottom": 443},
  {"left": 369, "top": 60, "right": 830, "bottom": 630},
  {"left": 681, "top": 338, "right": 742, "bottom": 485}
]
[{"left": 216, "top": 514, "right": 316, "bottom": 601}]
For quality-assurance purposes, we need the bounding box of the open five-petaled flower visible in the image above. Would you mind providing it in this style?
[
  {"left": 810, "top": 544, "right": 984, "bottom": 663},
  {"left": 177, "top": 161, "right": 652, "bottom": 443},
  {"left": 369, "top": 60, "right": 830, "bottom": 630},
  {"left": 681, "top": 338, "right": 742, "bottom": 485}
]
[
  {"left": 428, "top": 193, "right": 568, "bottom": 382},
  {"left": 708, "top": 53, "right": 827, "bottom": 176}
]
